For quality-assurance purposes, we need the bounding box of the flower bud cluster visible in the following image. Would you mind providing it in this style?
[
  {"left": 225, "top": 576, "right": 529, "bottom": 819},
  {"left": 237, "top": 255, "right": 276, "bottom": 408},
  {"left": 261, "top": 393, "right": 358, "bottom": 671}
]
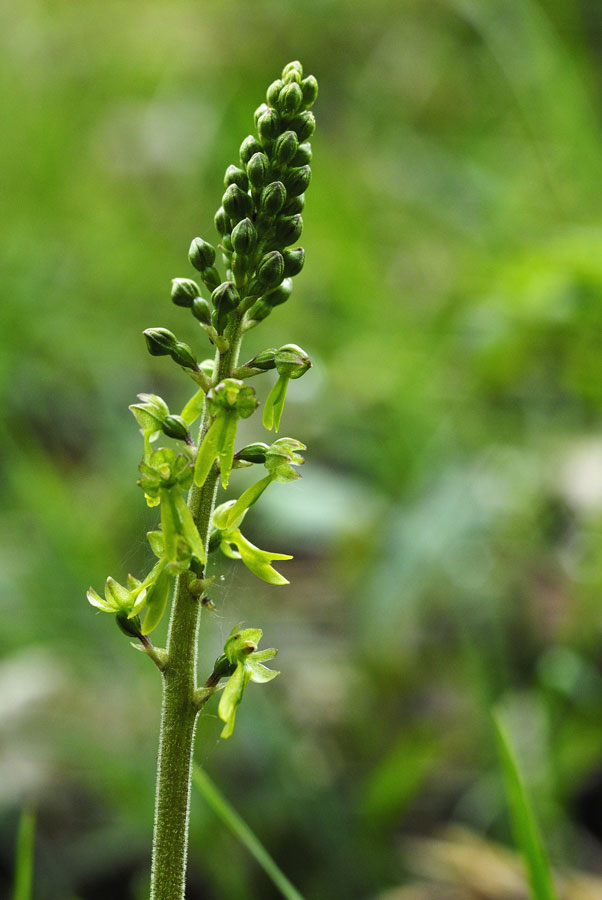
[{"left": 164, "top": 61, "right": 317, "bottom": 341}]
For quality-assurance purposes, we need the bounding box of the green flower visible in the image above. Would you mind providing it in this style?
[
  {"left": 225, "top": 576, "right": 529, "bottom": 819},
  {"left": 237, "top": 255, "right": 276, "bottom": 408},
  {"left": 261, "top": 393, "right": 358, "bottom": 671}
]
[
  {"left": 262, "top": 344, "right": 311, "bottom": 432},
  {"left": 218, "top": 626, "right": 279, "bottom": 738},
  {"left": 194, "top": 379, "right": 258, "bottom": 489}
]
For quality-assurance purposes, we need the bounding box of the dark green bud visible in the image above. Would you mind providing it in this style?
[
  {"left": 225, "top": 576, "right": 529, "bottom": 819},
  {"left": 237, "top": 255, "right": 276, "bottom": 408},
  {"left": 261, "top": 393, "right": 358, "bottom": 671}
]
[
  {"left": 245, "top": 348, "right": 277, "bottom": 370},
  {"left": 292, "top": 142, "right": 312, "bottom": 166},
  {"left": 257, "top": 108, "right": 281, "bottom": 145},
  {"left": 224, "top": 165, "right": 249, "bottom": 191},
  {"left": 247, "top": 152, "right": 270, "bottom": 190},
  {"left": 162, "top": 414, "right": 190, "bottom": 442},
  {"left": 247, "top": 299, "right": 272, "bottom": 322},
  {"left": 301, "top": 75, "right": 318, "bottom": 108},
  {"left": 144, "top": 327, "right": 177, "bottom": 357},
  {"left": 283, "top": 193, "right": 305, "bottom": 215},
  {"left": 282, "top": 247, "right": 305, "bottom": 277},
  {"left": 283, "top": 165, "right": 311, "bottom": 198},
  {"left": 201, "top": 266, "right": 221, "bottom": 292},
  {"left": 282, "top": 60, "right": 303, "bottom": 80},
  {"left": 256, "top": 251, "right": 285, "bottom": 289},
  {"left": 171, "top": 341, "right": 198, "bottom": 370},
  {"left": 211, "top": 281, "right": 240, "bottom": 313},
  {"left": 278, "top": 82, "right": 303, "bottom": 116},
  {"left": 274, "top": 214, "right": 303, "bottom": 247},
  {"left": 290, "top": 111, "right": 315, "bottom": 142},
  {"left": 214, "top": 206, "right": 231, "bottom": 236},
  {"left": 266, "top": 79, "right": 284, "bottom": 107},
  {"left": 264, "top": 278, "right": 293, "bottom": 308},
  {"left": 171, "top": 277, "right": 201, "bottom": 308},
  {"left": 188, "top": 237, "right": 216, "bottom": 271},
  {"left": 254, "top": 103, "right": 269, "bottom": 129},
  {"left": 260, "top": 181, "right": 287, "bottom": 217},
  {"left": 236, "top": 441, "right": 270, "bottom": 463},
  {"left": 231, "top": 217, "right": 257, "bottom": 256},
  {"left": 222, "top": 184, "right": 253, "bottom": 222},
  {"left": 239, "top": 134, "right": 262, "bottom": 166},
  {"left": 274, "top": 130, "right": 299, "bottom": 166},
  {"left": 191, "top": 296, "right": 212, "bottom": 325},
  {"left": 116, "top": 612, "right": 143, "bottom": 639}
]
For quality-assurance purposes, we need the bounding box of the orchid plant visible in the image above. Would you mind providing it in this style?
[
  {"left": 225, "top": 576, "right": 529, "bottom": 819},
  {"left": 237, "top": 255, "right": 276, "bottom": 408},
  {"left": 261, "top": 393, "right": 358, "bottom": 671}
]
[{"left": 86, "top": 61, "right": 317, "bottom": 900}]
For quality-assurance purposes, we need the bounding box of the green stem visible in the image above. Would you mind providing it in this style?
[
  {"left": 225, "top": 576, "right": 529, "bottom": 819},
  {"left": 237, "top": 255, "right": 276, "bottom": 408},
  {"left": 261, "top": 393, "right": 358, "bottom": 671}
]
[
  {"left": 192, "top": 766, "right": 305, "bottom": 900},
  {"left": 150, "top": 316, "right": 243, "bottom": 900}
]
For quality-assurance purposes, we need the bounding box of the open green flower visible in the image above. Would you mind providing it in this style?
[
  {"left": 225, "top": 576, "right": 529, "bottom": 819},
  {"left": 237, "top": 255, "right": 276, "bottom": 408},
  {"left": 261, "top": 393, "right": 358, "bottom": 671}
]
[
  {"left": 194, "top": 379, "right": 258, "bottom": 489},
  {"left": 262, "top": 344, "right": 311, "bottom": 432},
  {"left": 217, "top": 438, "right": 306, "bottom": 532},
  {"left": 218, "top": 626, "right": 279, "bottom": 738},
  {"left": 87, "top": 576, "right": 148, "bottom": 623}
]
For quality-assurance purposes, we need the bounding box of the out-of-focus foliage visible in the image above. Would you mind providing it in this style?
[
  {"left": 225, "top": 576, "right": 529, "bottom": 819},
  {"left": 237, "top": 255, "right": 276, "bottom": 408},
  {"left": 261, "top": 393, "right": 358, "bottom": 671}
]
[{"left": 3, "top": 0, "right": 602, "bottom": 897}]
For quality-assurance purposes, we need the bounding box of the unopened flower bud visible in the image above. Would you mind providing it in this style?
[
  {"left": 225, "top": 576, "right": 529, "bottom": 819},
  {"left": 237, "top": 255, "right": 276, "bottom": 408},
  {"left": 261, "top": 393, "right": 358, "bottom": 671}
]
[
  {"left": 256, "top": 251, "right": 285, "bottom": 289},
  {"left": 260, "top": 181, "right": 286, "bottom": 217},
  {"left": 201, "top": 266, "right": 222, "bottom": 292},
  {"left": 231, "top": 217, "right": 257, "bottom": 256},
  {"left": 282, "top": 247, "right": 305, "bottom": 277},
  {"left": 144, "top": 328, "right": 177, "bottom": 357},
  {"left": 290, "top": 111, "right": 315, "bottom": 142},
  {"left": 266, "top": 79, "right": 283, "bottom": 107},
  {"left": 292, "top": 142, "right": 312, "bottom": 166},
  {"left": 236, "top": 442, "right": 270, "bottom": 463},
  {"left": 278, "top": 82, "right": 303, "bottom": 116},
  {"left": 300, "top": 75, "right": 318, "bottom": 108},
  {"left": 247, "top": 152, "right": 270, "bottom": 190},
  {"left": 211, "top": 281, "right": 240, "bottom": 313},
  {"left": 247, "top": 299, "right": 272, "bottom": 322},
  {"left": 254, "top": 103, "right": 269, "bottom": 129},
  {"left": 171, "top": 341, "right": 198, "bottom": 370},
  {"left": 162, "top": 414, "right": 190, "bottom": 442},
  {"left": 282, "top": 60, "right": 303, "bottom": 80},
  {"left": 222, "top": 184, "right": 253, "bottom": 222},
  {"left": 191, "top": 297, "right": 212, "bottom": 325},
  {"left": 282, "top": 165, "right": 311, "bottom": 198},
  {"left": 274, "top": 214, "right": 303, "bottom": 247},
  {"left": 283, "top": 193, "right": 305, "bottom": 215},
  {"left": 264, "top": 278, "right": 293, "bottom": 308},
  {"left": 283, "top": 68, "right": 302, "bottom": 86},
  {"left": 257, "top": 108, "right": 281, "bottom": 145},
  {"left": 274, "top": 130, "right": 299, "bottom": 166},
  {"left": 239, "top": 134, "right": 262, "bottom": 166},
  {"left": 214, "top": 206, "right": 231, "bottom": 236},
  {"left": 188, "top": 237, "right": 216, "bottom": 271},
  {"left": 224, "top": 165, "right": 249, "bottom": 191},
  {"left": 246, "top": 348, "right": 277, "bottom": 370},
  {"left": 171, "top": 278, "right": 201, "bottom": 308},
  {"left": 275, "top": 343, "right": 311, "bottom": 378}
]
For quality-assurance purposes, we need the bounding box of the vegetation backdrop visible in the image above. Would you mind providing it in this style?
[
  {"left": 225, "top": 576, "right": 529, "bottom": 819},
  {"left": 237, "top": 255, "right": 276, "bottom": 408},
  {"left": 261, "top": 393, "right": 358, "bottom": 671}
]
[{"left": 3, "top": 0, "right": 602, "bottom": 897}]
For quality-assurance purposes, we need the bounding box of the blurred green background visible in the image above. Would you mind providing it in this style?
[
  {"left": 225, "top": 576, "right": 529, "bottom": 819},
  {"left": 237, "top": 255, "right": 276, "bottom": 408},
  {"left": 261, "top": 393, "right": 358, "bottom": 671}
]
[{"left": 3, "top": 0, "right": 602, "bottom": 897}]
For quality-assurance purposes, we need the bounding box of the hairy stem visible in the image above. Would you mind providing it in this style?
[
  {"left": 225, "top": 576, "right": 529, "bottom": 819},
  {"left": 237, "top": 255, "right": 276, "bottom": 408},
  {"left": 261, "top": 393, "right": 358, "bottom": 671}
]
[{"left": 150, "top": 317, "right": 243, "bottom": 900}]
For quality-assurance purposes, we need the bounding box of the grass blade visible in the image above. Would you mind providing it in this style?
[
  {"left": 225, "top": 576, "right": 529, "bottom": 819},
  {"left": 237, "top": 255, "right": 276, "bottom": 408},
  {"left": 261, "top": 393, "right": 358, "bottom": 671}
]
[
  {"left": 13, "top": 809, "right": 35, "bottom": 900},
  {"left": 493, "top": 711, "right": 558, "bottom": 900},
  {"left": 192, "top": 765, "right": 305, "bottom": 900}
]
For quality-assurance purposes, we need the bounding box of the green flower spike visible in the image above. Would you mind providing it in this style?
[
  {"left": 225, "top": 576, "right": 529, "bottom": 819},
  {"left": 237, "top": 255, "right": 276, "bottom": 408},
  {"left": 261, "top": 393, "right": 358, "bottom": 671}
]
[
  {"left": 194, "top": 379, "right": 258, "bottom": 489},
  {"left": 218, "top": 626, "right": 279, "bottom": 739},
  {"left": 262, "top": 344, "right": 311, "bottom": 432}
]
